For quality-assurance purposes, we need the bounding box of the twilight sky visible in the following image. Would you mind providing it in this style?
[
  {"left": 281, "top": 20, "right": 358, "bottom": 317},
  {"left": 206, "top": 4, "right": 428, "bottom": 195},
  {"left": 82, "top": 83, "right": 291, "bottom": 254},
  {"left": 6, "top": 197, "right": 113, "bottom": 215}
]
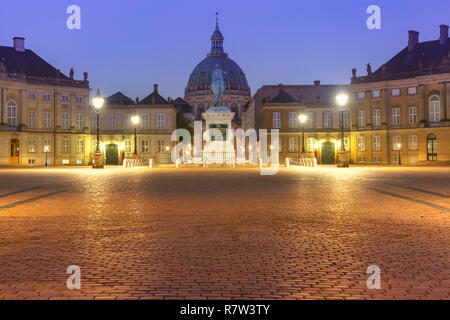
[{"left": 1, "top": 0, "right": 449, "bottom": 100}]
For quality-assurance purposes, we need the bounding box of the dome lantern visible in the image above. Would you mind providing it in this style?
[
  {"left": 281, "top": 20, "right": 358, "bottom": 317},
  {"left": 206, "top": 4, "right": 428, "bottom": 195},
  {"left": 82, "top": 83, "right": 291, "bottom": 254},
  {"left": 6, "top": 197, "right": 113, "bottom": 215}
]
[{"left": 210, "top": 12, "right": 224, "bottom": 55}]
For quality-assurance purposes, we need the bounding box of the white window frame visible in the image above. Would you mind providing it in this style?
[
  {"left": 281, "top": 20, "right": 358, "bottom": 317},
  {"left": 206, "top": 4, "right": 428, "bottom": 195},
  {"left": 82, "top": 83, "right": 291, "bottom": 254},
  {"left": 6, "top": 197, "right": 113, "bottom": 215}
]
[
  {"left": 43, "top": 112, "right": 51, "bottom": 129},
  {"left": 357, "top": 136, "right": 366, "bottom": 152},
  {"left": 306, "top": 137, "right": 315, "bottom": 153},
  {"left": 408, "top": 135, "right": 418, "bottom": 151},
  {"left": 392, "top": 135, "right": 401, "bottom": 150},
  {"left": 62, "top": 95, "right": 69, "bottom": 102},
  {"left": 272, "top": 112, "right": 281, "bottom": 129},
  {"left": 392, "top": 107, "right": 401, "bottom": 126},
  {"left": 288, "top": 112, "right": 297, "bottom": 129},
  {"left": 392, "top": 88, "right": 400, "bottom": 96},
  {"left": 7, "top": 101, "right": 17, "bottom": 127},
  {"left": 342, "top": 111, "right": 350, "bottom": 129},
  {"left": 357, "top": 110, "right": 366, "bottom": 128},
  {"left": 76, "top": 139, "right": 84, "bottom": 154},
  {"left": 408, "top": 106, "right": 417, "bottom": 124},
  {"left": 357, "top": 92, "right": 366, "bottom": 99},
  {"left": 307, "top": 111, "right": 316, "bottom": 129},
  {"left": 76, "top": 113, "right": 83, "bottom": 129},
  {"left": 141, "top": 139, "right": 149, "bottom": 153},
  {"left": 372, "top": 135, "right": 381, "bottom": 151},
  {"left": 407, "top": 87, "right": 417, "bottom": 95},
  {"left": 62, "top": 139, "right": 70, "bottom": 153},
  {"left": 288, "top": 137, "right": 298, "bottom": 152},
  {"left": 372, "top": 109, "right": 381, "bottom": 127},
  {"left": 323, "top": 111, "right": 332, "bottom": 128},
  {"left": 28, "top": 138, "right": 36, "bottom": 153},
  {"left": 429, "top": 96, "right": 440, "bottom": 123},
  {"left": 124, "top": 140, "right": 132, "bottom": 153},
  {"left": 108, "top": 115, "right": 116, "bottom": 130},
  {"left": 372, "top": 90, "right": 381, "bottom": 98},
  {"left": 143, "top": 114, "right": 150, "bottom": 129},
  {"left": 28, "top": 111, "right": 36, "bottom": 128},
  {"left": 157, "top": 113, "right": 166, "bottom": 129},
  {"left": 62, "top": 113, "right": 70, "bottom": 129}
]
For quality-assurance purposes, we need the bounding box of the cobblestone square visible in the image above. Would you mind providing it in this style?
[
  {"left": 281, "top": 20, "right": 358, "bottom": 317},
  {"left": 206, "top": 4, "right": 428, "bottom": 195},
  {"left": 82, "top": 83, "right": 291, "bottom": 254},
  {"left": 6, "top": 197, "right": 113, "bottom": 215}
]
[{"left": 0, "top": 166, "right": 449, "bottom": 300}]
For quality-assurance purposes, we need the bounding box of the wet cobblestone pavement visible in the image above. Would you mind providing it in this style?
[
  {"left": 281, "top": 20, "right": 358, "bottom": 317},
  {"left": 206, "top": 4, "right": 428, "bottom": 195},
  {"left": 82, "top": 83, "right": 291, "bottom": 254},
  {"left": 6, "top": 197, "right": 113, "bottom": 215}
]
[{"left": 0, "top": 166, "right": 449, "bottom": 299}]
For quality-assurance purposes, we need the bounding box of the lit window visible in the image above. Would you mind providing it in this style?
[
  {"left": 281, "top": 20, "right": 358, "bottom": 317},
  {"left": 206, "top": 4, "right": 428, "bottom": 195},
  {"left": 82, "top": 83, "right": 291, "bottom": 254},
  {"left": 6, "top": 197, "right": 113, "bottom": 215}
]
[
  {"left": 62, "top": 159, "right": 70, "bottom": 165},
  {"left": 158, "top": 140, "right": 166, "bottom": 152},
  {"left": 372, "top": 135, "right": 381, "bottom": 151},
  {"left": 76, "top": 159, "right": 83, "bottom": 165},
  {"left": 306, "top": 138, "right": 315, "bottom": 153},
  {"left": 7, "top": 101, "right": 17, "bottom": 127},
  {"left": 410, "top": 156, "right": 418, "bottom": 163},
  {"left": 408, "top": 106, "right": 417, "bottom": 124},
  {"left": 28, "top": 159, "right": 36, "bottom": 164},
  {"left": 76, "top": 139, "right": 84, "bottom": 153},
  {"left": 392, "top": 89, "right": 400, "bottom": 96},
  {"left": 62, "top": 139, "right": 70, "bottom": 153},
  {"left": 408, "top": 135, "right": 418, "bottom": 151},
  {"left": 28, "top": 139, "right": 36, "bottom": 153},
  {"left": 357, "top": 136, "right": 366, "bottom": 152},
  {"left": 288, "top": 137, "right": 298, "bottom": 152},
  {"left": 392, "top": 136, "right": 401, "bottom": 150},
  {"left": 141, "top": 140, "right": 149, "bottom": 153},
  {"left": 272, "top": 112, "right": 281, "bottom": 129},
  {"left": 43, "top": 138, "right": 51, "bottom": 152},
  {"left": 124, "top": 140, "right": 132, "bottom": 153}
]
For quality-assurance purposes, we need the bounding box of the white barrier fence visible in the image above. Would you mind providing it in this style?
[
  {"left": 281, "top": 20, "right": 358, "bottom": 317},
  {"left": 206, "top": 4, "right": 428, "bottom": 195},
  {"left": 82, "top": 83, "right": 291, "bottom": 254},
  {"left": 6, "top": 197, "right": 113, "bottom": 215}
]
[
  {"left": 123, "top": 158, "right": 153, "bottom": 168},
  {"left": 286, "top": 157, "right": 317, "bottom": 167}
]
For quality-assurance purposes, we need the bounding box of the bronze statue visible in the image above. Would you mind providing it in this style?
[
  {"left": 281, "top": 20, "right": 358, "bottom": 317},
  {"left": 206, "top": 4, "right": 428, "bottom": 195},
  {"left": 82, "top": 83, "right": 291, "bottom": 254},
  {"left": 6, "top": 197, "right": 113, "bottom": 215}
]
[
  {"left": 211, "top": 64, "right": 225, "bottom": 106},
  {"left": 366, "top": 63, "right": 372, "bottom": 75},
  {"left": 69, "top": 68, "right": 74, "bottom": 79},
  {"left": 352, "top": 68, "right": 357, "bottom": 78},
  {"left": 83, "top": 72, "right": 88, "bottom": 81}
]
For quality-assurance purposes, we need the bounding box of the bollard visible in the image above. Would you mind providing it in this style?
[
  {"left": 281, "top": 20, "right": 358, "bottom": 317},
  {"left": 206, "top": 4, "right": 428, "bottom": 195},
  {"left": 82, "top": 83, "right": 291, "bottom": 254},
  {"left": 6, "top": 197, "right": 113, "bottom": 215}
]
[
  {"left": 285, "top": 158, "right": 290, "bottom": 168},
  {"left": 149, "top": 159, "right": 153, "bottom": 168}
]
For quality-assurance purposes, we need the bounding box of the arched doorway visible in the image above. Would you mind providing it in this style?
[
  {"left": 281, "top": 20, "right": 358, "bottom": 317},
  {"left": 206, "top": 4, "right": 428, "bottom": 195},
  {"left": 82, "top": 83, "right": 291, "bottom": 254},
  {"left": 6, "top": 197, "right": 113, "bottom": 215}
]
[
  {"left": 10, "top": 139, "right": 19, "bottom": 164},
  {"left": 427, "top": 134, "right": 437, "bottom": 161},
  {"left": 321, "top": 142, "right": 335, "bottom": 164},
  {"left": 105, "top": 144, "right": 119, "bottom": 165}
]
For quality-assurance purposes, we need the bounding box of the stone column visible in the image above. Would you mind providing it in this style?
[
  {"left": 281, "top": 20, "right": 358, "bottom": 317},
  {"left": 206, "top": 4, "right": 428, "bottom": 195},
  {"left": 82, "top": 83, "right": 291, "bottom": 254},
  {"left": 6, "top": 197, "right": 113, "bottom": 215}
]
[{"left": 418, "top": 84, "right": 426, "bottom": 123}]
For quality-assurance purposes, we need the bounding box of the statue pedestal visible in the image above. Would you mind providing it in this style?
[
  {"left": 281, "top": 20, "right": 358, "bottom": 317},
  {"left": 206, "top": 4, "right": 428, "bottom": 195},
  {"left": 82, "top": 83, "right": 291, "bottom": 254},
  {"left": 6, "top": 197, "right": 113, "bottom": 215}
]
[
  {"left": 92, "top": 152, "right": 104, "bottom": 169},
  {"left": 337, "top": 151, "right": 349, "bottom": 167},
  {"left": 202, "top": 106, "right": 235, "bottom": 165}
]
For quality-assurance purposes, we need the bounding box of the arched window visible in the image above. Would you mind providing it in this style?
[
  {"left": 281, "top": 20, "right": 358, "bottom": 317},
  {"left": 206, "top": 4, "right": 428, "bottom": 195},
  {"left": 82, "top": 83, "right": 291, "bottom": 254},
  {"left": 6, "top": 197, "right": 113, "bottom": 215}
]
[
  {"left": 427, "top": 134, "right": 437, "bottom": 161},
  {"left": 7, "top": 101, "right": 17, "bottom": 127},
  {"left": 429, "top": 96, "right": 440, "bottom": 123}
]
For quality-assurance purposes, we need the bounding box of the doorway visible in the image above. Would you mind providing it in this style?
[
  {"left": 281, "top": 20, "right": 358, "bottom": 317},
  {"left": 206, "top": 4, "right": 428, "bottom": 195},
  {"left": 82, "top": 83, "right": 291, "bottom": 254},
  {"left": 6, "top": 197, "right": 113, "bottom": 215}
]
[
  {"left": 105, "top": 144, "right": 119, "bottom": 165},
  {"left": 321, "top": 142, "right": 335, "bottom": 164},
  {"left": 10, "top": 139, "right": 19, "bottom": 164}
]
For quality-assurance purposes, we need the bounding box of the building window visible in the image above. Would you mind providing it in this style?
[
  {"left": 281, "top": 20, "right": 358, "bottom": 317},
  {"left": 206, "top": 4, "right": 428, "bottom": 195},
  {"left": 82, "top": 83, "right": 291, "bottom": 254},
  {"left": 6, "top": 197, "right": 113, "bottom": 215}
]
[
  {"left": 372, "top": 135, "right": 381, "bottom": 151},
  {"left": 76, "top": 96, "right": 83, "bottom": 103},
  {"left": 43, "top": 138, "right": 51, "bottom": 152},
  {"left": 357, "top": 92, "right": 366, "bottom": 99},
  {"left": 157, "top": 113, "right": 166, "bottom": 129},
  {"left": 306, "top": 138, "right": 315, "bottom": 153},
  {"left": 392, "top": 107, "right": 401, "bottom": 126},
  {"left": 357, "top": 136, "right": 366, "bottom": 152},
  {"left": 372, "top": 90, "right": 380, "bottom": 98},
  {"left": 124, "top": 140, "right": 132, "bottom": 153},
  {"left": 307, "top": 111, "right": 316, "bottom": 129},
  {"left": 76, "top": 159, "right": 83, "bottom": 165},
  {"left": 7, "top": 101, "right": 17, "bottom": 127},
  {"left": 108, "top": 115, "right": 116, "bottom": 129},
  {"left": 28, "top": 139, "right": 36, "bottom": 153},
  {"left": 407, "top": 87, "right": 417, "bottom": 95},
  {"left": 429, "top": 96, "right": 440, "bottom": 123},
  {"left": 372, "top": 109, "right": 381, "bottom": 127},
  {"left": 76, "top": 113, "right": 83, "bottom": 129},
  {"left": 28, "top": 93, "right": 36, "bottom": 99},
  {"left": 342, "top": 111, "right": 350, "bottom": 129},
  {"left": 62, "top": 159, "right": 70, "bottom": 165},
  {"left": 62, "top": 95, "right": 69, "bottom": 102},
  {"left": 408, "top": 135, "right": 418, "bottom": 151},
  {"left": 62, "top": 139, "right": 70, "bottom": 153},
  {"left": 157, "top": 140, "right": 166, "bottom": 152},
  {"left": 43, "top": 112, "right": 51, "bottom": 128},
  {"left": 288, "top": 137, "right": 298, "bottom": 152},
  {"left": 357, "top": 110, "right": 366, "bottom": 128},
  {"left": 62, "top": 113, "right": 70, "bottom": 129},
  {"left": 76, "top": 139, "right": 84, "bottom": 153},
  {"left": 143, "top": 114, "right": 150, "bottom": 129},
  {"left": 28, "top": 111, "right": 36, "bottom": 128},
  {"left": 427, "top": 134, "right": 437, "bottom": 161},
  {"left": 272, "top": 112, "right": 281, "bottom": 129},
  {"left": 410, "top": 156, "right": 418, "bottom": 163},
  {"left": 288, "top": 112, "right": 297, "bottom": 129},
  {"left": 28, "top": 159, "right": 36, "bottom": 164},
  {"left": 392, "top": 135, "right": 401, "bottom": 150},
  {"left": 392, "top": 88, "right": 400, "bottom": 96},
  {"left": 343, "top": 137, "right": 350, "bottom": 151},
  {"left": 408, "top": 106, "right": 417, "bottom": 124},
  {"left": 323, "top": 111, "right": 332, "bottom": 128},
  {"left": 141, "top": 139, "right": 149, "bottom": 153},
  {"left": 43, "top": 94, "right": 51, "bottom": 100}
]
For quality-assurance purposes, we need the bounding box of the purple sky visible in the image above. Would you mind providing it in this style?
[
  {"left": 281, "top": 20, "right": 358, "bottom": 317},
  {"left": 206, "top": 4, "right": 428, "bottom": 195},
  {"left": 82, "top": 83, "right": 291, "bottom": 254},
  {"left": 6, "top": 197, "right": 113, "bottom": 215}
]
[{"left": 1, "top": 0, "right": 449, "bottom": 100}]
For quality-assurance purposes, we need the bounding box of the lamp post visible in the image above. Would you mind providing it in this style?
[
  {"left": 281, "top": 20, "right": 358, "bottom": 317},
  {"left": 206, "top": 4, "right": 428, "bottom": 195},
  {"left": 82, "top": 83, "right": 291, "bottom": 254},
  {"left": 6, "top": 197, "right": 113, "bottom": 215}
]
[
  {"left": 44, "top": 145, "right": 49, "bottom": 166},
  {"left": 131, "top": 114, "right": 140, "bottom": 158},
  {"left": 92, "top": 89, "right": 105, "bottom": 168},
  {"left": 336, "top": 93, "right": 349, "bottom": 167},
  {"left": 298, "top": 113, "right": 307, "bottom": 156},
  {"left": 397, "top": 143, "right": 402, "bottom": 165}
]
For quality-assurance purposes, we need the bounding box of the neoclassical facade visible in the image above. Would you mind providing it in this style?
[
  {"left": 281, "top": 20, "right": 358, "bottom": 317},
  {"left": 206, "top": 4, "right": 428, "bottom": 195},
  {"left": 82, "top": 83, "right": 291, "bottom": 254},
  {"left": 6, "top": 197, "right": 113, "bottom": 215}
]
[{"left": 184, "top": 15, "right": 251, "bottom": 125}]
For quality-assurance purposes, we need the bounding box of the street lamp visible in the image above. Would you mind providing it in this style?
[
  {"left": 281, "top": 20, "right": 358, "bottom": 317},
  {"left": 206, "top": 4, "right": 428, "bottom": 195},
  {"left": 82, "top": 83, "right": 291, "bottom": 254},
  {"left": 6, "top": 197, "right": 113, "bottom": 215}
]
[
  {"left": 131, "top": 114, "right": 140, "bottom": 158},
  {"left": 298, "top": 113, "right": 307, "bottom": 156},
  {"left": 336, "top": 93, "right": 349, "bottom": 167},
  {"left": 92, "top": 89, "right": 105, "bottom": 168},
  {"left": 44, "top": 145, "right": 49, "bottom": 166},
  {"left": 397, "top": 143, "right": 402, "bottom": 165}
]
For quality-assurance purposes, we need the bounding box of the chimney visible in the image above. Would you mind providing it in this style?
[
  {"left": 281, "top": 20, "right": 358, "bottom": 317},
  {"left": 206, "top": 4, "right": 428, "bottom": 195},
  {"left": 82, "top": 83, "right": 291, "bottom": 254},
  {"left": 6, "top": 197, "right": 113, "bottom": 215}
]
[
  {"left": 440, "top": 24, "right": 449, "bottom": 45},
  {"left": 408, "top": 30, "right": 419, "bottom": 51},
  {"left": 153, "top": 84, "right": 159, "bottom": 93},
  {"left": 314, "top": 80, "right": 320, "bottom": 86},
  {"left": 13, "top": 37, "right": 25, "bottom": 52}
]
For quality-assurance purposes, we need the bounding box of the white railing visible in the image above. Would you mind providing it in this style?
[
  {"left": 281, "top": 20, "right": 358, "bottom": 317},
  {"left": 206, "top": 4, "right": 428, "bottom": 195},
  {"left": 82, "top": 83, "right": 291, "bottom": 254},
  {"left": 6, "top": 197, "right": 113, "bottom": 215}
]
[
  {"left": 287, "top": 157, "right": 317, "bottom": 167},
  {"left": 123, "top": 158, "right": 153, "bottom": 168}
]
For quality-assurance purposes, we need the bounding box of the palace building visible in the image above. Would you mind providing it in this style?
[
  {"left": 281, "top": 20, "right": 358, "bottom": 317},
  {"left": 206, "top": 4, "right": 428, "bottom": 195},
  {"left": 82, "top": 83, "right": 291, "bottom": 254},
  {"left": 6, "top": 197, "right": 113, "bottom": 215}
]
[
  {"left": 243, "top": 25, "right": 450, "bottom": 164},
  {"left": 0, "top": 37, "right": 176, "bottom": 166},
  {"left": 184, "top": 14, "right": 251, "bottom": 125}
]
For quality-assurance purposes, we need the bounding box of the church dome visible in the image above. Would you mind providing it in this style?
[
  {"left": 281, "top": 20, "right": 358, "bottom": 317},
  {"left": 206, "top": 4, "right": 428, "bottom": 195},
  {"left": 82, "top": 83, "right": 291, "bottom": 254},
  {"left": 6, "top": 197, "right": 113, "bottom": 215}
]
[{"left": 185, "top": 14, "right": 250, "bottom": 95}]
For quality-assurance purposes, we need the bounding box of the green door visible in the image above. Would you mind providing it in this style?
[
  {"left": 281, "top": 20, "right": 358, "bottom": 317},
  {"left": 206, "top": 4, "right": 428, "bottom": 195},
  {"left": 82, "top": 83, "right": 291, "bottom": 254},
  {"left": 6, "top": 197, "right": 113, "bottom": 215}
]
[
  {"left": 106, "top": 144, "right": 119, "bottom": 165},
  {"left": 321, "top": 142, "right": 335, "bottom": 164}
]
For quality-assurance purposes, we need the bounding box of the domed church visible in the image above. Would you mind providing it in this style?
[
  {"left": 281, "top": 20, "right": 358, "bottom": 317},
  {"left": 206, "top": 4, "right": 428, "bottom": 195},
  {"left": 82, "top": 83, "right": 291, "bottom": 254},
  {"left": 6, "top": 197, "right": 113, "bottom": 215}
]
[{"left": 184, "top": 14, "right": 251, "bottom": 124}]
